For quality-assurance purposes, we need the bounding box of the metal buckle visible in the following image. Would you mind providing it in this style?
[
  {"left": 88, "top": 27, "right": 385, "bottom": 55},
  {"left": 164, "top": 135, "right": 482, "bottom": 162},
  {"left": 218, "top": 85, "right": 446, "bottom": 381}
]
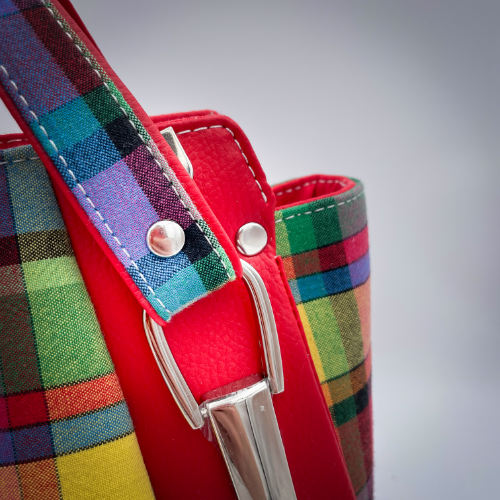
[
  {"left": 143, "top": 260, "right": 296, "bottom": 500},
  {"left": 161, "top": 126, "right": 194, "bottom": 178}
]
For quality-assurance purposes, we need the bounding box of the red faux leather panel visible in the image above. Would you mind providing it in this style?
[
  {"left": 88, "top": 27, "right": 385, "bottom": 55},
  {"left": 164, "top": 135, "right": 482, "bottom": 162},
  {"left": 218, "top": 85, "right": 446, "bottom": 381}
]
[{"left": 52, "top": 111, "right": 355, "bottom": 499}]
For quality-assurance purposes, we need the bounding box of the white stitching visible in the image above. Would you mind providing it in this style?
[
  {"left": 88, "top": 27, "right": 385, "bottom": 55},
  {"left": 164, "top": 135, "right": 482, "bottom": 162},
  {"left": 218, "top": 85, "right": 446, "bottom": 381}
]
[
  {"left": 0, "top": 156, "right": 39, "bottom": 165},
  {"left": 0, "top": 138, "right": 25, "bottom": 145},
  {"left": 48, "top": 1, "right": 231, "bottom": 283},
  {"left": 275, "top": 178, "right": 347, "bottom": 197},
  {"left": 274, "top": 191, "right": 364, "bottom": 223},
  {"left": 41, "top": 1, "right": 231, "bottom": 284},
  {"left": 174, "top": 123, "right": 364, "bottom": 226},
  {"left": 177, "top": 125, "right": 268, "bottom": 203},
  {"left": 0, "top": 64, "right": 172, "bottom": 315}
]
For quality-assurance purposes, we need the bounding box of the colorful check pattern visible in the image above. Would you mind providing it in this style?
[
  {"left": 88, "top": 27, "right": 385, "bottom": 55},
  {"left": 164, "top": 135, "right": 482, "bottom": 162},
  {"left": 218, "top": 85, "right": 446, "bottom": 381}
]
[
  {"left": 0, "top": 0, "right": 235, "bottom": 321},
  {"left": 0, "top": 146, "right": 154, "bottom": 499},
  {"left": 275, "top": 180, "right": 373, "bottom": 499}
]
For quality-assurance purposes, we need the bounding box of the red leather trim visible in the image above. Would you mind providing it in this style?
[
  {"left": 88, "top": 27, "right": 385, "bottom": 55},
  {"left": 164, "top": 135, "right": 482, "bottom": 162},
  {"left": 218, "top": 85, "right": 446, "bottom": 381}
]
[
  {"left": 152, "top": 109, "right": 217, "bottom": 123},
  {"left": 274, "top": 173, "right": 356, "bottom": 209},
  {"left": 0, "top": 133, "right": 28, "bottom": 148}
]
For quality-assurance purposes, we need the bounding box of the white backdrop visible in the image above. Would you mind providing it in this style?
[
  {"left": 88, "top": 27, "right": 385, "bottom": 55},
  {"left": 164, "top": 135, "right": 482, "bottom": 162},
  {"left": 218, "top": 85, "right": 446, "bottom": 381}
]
[{"left": 1, "top": 1, "right": 499, "bottom": 498}]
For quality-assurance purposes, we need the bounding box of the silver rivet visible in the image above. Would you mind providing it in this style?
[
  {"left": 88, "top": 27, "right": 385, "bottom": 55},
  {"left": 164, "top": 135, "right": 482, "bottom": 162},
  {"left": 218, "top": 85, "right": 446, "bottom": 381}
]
[
  {"left": 236, "top": 223, "right": 268, "bottom": 256},
  {"left": 147, "top": 220, "right": 185, "bottom": 257}
]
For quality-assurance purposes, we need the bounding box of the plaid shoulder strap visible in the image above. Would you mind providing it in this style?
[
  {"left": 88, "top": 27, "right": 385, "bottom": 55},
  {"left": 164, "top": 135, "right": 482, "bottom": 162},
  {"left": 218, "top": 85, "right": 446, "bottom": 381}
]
[{"left": 0, "top": 0, "right": 240, "bottom": 323}]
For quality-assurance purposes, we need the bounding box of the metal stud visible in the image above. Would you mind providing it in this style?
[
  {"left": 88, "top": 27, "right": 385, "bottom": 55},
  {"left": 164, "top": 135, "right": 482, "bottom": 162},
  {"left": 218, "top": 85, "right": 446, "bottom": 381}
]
[
  {"left": 147, "top": 220, "right": 185, "bottom": 257},
  {"left": 236, "top": 222, "right": 268, "bottom": 256}
]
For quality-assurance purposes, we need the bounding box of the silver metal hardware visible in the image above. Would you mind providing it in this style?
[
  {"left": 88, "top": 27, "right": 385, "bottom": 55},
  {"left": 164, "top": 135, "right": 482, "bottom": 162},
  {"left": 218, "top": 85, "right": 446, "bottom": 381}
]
[
  {"left": 236, "top": 223, "right": 268, "bottom": 256},
  {"left": 146, "top": 220, "right": 185, "bottom": 258},
  {"left": 240, "top": 260, "right": 283, "bottom": 394},
  {"left": 143, "top": 261, "right": 295, "bottom": 499},
  {"left": 161, "top": 126, "right": 194, "bottom": 177},
  {"left": 143, "top": 312, "right": 204, "bottom": 428},
  {"left": 205, "top": 380, "right": 296, "bottom": 500},
  {"left": 143, "top": 261, "right": 283, "bottom": 428}
]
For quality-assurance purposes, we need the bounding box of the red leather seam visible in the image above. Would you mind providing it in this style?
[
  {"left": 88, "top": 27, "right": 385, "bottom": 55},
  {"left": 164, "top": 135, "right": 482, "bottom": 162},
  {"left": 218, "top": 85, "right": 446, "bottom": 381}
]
[{"left": 176, "top": 124, "right": 268, "bottom": 203}]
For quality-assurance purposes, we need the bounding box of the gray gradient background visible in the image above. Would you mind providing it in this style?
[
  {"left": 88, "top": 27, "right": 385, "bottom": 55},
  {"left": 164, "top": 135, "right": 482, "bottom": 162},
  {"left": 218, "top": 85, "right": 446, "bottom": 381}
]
[{"left": 1, "top": 1, "right": 499, "bottom": 498}]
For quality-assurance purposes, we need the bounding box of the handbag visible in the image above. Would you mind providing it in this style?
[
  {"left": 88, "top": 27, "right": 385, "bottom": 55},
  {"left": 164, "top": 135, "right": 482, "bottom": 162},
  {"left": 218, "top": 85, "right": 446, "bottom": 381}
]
[{"left": 0, "top": 1, "right": 372, "bottom": 498}]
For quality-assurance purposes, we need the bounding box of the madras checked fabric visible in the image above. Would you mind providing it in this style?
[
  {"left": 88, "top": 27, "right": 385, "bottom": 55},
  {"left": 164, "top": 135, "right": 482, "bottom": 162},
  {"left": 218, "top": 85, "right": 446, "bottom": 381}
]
[
  {"left": 275, "top": 180, "right": 373, "bottom": 499},
  {"left": 0, "top": 0, "right": 235, "bottom": 322},
  {"left": 0, "top": 146, "right": 154, "bottom": 499}
]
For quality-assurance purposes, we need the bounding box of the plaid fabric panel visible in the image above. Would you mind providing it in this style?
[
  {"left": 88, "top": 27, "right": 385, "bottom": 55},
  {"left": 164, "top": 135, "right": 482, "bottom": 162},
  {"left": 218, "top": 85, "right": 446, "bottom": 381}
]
[
  {"left": 0, "top": 0, "right": 235, "bottom": 321},
  {"left": 0, "top": 146, "right": 154, "bottom": 499},
  {"left": 275, "top": 180, "right": 373, "bottom": 499}
]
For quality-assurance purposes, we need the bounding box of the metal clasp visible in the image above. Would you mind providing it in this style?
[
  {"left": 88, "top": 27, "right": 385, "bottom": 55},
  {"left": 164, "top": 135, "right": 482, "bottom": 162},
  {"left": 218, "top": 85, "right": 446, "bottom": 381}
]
[
  {"left": 161, "top": 126, "right": 194, "bottom": 178},
  {"left": 143, "top": 260, "right": 296, "bottom": 500}
]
